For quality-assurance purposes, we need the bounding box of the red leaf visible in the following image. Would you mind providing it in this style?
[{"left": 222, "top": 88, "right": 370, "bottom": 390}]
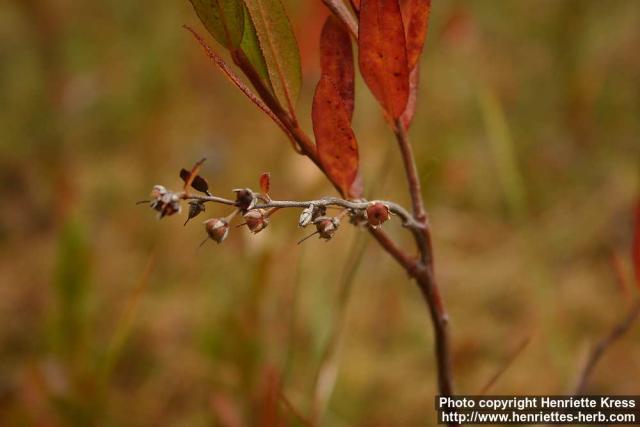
[
  {"left": 320, "top": 15, "right": 355, "bottom": 120},
  {"left": 401, "top": 0, "right": 432, "bottom": 70},
  {"left": 259, "top": 172, "right": 271, "bottom": 195},
  {"left": 633, "top": 200, "right": 640, "bottom": 289},
  {"left": 399, "top": 66, "right": 419, "bottom": 129},
  {"left": 358, "top": 0, "right": 410, "bottom": 119},
  {"left": 312, "top": 75, "right": 359, "bottom": 198}
]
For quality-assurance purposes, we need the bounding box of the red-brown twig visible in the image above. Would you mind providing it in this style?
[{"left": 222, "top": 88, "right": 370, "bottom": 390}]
[
  {"left": 574, "top": 299, "right": 640, "bottom": 395},
  {"left": 391, "top": 118, "right": 455, "bottom": 402},
  {"left": 479, "top": 335, "right": 531, "bottom": 395}
]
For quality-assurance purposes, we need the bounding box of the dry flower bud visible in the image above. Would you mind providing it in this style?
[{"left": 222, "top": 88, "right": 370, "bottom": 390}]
[
  {"left": 298, "top": 204, "right": 315, "bottom": 227},
  {"left": 151, "top": 185, "right": 167, "bottom": 199},
  {"left": 204, "top": 218, "right": 229, "bottom": 244},
  {"left": 366, "top": 202, "right": 391, "bottom": 227},
  {"left": 233, "top": 188, "right": 257, "bottom": 211},
  {"left": 243, "top": 209, "right": 269, "bottom": 234},
  {"left": 184, "top": 200, "right": 206, "bottom": 225},
  {"left": 314, "top": 216, "right": 340, "bottom": 240},
  {"left": 149, "top": 186, "right": 181, "bottom": 218}
]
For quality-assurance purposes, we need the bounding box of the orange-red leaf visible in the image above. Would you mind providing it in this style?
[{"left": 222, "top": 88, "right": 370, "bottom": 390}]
[
  {"left": 358, "top": 0, "right": 409, "bottom": 119},
  {"left": 259, "top": 172, "right": 271, "bottom": 194},
  {"left": 399, "top": 66, "right": 419, "bottom": 129},
  {"left": 312, "top": 75, "right": 359, "bottom": 198},
  {"left": 320, "top": 15, "right": 355, "bottom": 120},
  {"left": 401, "top": 0, "right": 432, "bottom": 70},
  {"left": 633, "top": 200, "right": 640, "bottom": 289}
]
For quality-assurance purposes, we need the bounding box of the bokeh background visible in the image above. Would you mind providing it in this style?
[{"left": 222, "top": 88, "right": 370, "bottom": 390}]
[{"left": 1, "top": 0, "right": 640, "bottom": 425}]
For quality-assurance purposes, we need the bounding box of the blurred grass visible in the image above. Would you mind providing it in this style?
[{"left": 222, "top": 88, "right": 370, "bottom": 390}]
[{"left": 1, "top": 0, "right": 640, "bottom": 425}]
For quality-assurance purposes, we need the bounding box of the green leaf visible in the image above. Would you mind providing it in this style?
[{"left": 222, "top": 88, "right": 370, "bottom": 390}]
[
  {"left": 243, "top": 0, "right": 302, "bottom": 117},
  {"left": 189, "top": 0, "right": 245, "bottom": 48},
  {"left": 239, "top": 9, "right": 272, "bottom": 90}
]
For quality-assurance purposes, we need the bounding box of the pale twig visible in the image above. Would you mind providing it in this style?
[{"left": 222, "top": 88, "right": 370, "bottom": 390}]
[{"left": 184, "top": 194, "right": 424, "bottom": 232}]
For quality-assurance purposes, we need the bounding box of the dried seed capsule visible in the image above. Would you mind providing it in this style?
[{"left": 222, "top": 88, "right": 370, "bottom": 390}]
[
  {"left": 243, "top": 209, "right": 269, "bottom": 234},
  {"left": 150, "top": 185, "right": 167, "bottom": 200},
  {"left": 366, "top": 202, "right": 391, "bottom": 228},
  {"left": 233, "top": 188, "right": 257, "bottom": 211},
  {"left": 298, "top": 204, "right": 315, "bottom": 227},
  {"left": 184, "top": 200, "right": 206, "bottom": 225},
  {"left": 149, "top": 185, "right": 181, "bottom": 218},
  {"left": 204, "top": 218, "right": 229, "bottom": 244},
  {"left": 314, "top": 216, "right": 340, "bottom": 240}
]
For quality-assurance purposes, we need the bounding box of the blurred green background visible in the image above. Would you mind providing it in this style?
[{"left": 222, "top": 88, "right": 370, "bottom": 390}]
[{"left": 1, "top": 0, "right": 640, "bottom": 425}]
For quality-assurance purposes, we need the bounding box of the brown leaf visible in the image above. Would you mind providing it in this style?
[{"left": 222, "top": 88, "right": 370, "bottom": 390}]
[
  {"left": 180, "top": 168, "right": 210, "bottom": 194},
  {"left": 312, "top": 75, "right": 359, "bottom": 198},
  {"left": 320, "top": 15, "right": 355, "bottom": 120},
  {"left": 259, "top": 172, "right": 270, "bottom": 195},
  {"left": 633, "top": 200, "right": 640, "bottom": 289},
  {"left": 180, "top": 158, "right": 211, "bottom": 194},
  {"left": 358, "top": 0, "right": 409, "bottom": 119},
  {"left": 401, "top": 0, "right": 432, "bottom": 70}
]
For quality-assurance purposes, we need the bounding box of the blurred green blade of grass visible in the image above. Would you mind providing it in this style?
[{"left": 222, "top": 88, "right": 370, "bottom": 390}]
[
  {"left": 478, "top": 85, "right": 528, "bottom": 220},
  {"left": 311, "top": 230, "right": 368, "bottom": 424},
  {"left": 53, "top": 218, "right": 91, "bottom": 361},
  {"left": 99, "top": 252, "right": 155, "bottom": 384}
]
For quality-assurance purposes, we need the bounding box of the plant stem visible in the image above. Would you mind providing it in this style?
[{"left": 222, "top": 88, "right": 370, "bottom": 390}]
[
  {"left": 392, "top": 119, "right": 455, "bottom": 405},
  {"left": 394, "top": 119, "right": 426, "bottom": 222},
  {"left": 190, "top": 29, "right": 456, "bottom": 410}
]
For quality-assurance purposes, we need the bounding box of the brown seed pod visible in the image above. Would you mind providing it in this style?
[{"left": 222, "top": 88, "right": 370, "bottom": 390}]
[
  {"left": 149, "top": 186, "right": 181, "bottom": 219},
  {"left": 243, "top": 209, "right": 269, "bottom": 234},
  {"left": 204, "top": 218, "right": 229, "bottom": 244},
  {"left": 184, "top": 200, "right": 206, "bottom": 225},
  {"left": 366, "top": 202, "right": 391, "bottom": 227},
  {"left": 314, "top": 216, "right": 340, "bottom": 240},
  {"left": 233, "top": 188, "right": 257, "bottom": 212}
]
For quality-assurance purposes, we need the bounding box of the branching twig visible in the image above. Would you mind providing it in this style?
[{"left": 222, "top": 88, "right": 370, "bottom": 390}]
[
  {"left": 391, "top": 119, "right": 455, "bottom": 401},
  {"left": 185, "top": 193, "right": 425, "bottom": 232},
  {"left": 574, "top": 299, "right": 640, "bottom": 395},
  {"left": 180, "top": 2, "right": 457, "bottom": 409}
]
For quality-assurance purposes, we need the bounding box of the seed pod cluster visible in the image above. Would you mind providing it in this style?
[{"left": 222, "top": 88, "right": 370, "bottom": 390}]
[{"left": 149, "top": 185, "right": 182, "bottom": 218}]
